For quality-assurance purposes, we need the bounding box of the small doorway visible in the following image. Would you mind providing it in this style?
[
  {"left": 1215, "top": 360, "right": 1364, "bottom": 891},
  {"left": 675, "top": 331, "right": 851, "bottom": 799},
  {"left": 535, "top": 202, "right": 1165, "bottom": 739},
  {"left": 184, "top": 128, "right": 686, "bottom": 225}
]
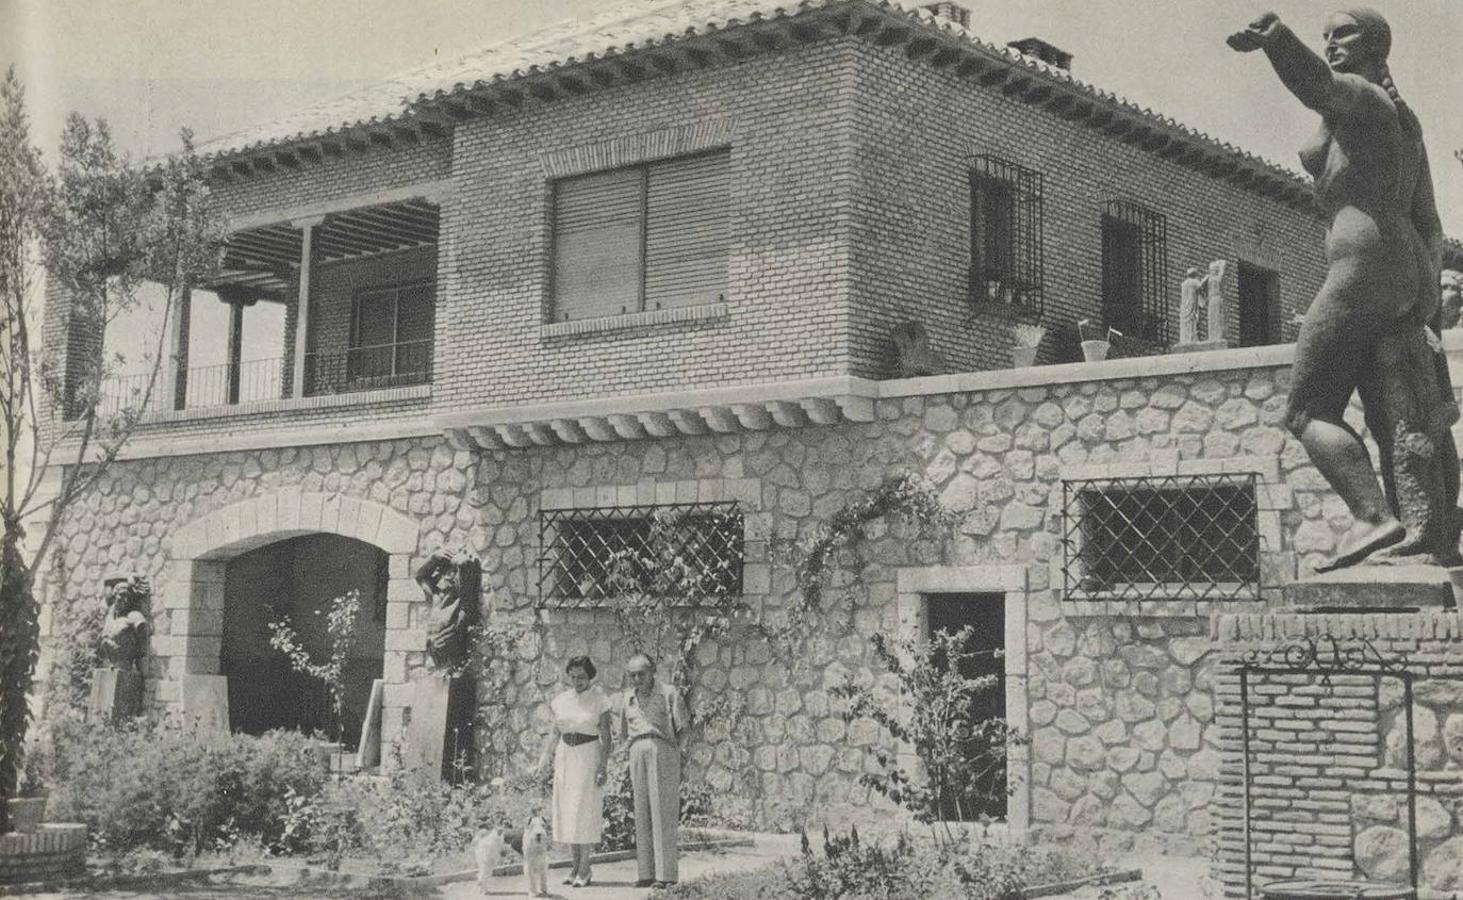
[
  {"left": 1237, "top": 261, "right": 1281, "bottom": 347},
  {"left": 925, "top": 593, "right": 1007, "bottom": 820}
]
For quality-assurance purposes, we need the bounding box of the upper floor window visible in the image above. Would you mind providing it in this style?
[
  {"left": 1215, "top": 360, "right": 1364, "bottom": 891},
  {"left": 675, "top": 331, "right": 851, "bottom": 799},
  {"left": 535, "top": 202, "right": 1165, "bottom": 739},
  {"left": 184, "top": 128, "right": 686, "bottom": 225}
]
[
  {"left": 551, "top": 149, "right": 731, "bottom": 322},
  {"left": 346, "top": 280, "right": 434, "bottom": 387},
  {"left": 1237, "top": 261, "right": 1281, "bottom": 347},
  {"left": 1100, "top": 200, "right": 1168, "bottom": 345},
  {"left": 968, "top": 155, "right": 1044, "bottom": 318}
]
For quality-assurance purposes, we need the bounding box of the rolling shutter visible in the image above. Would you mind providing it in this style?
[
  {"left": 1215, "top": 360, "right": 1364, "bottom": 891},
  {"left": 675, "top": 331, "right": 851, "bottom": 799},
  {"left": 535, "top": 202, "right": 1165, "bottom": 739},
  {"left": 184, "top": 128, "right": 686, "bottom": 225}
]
[
  {"left": 552, "top": 167, "right": 644, "bottom": 321},
  {"left": 644, "top": 150, "right": 731, "bottom": 310}
]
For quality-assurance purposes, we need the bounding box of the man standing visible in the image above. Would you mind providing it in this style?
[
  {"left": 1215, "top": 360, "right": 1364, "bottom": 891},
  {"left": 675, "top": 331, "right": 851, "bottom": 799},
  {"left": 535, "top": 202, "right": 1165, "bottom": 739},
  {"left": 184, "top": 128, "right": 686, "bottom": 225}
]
[{"left": 620, "top": 654, "right": 688, "bottom": 888}]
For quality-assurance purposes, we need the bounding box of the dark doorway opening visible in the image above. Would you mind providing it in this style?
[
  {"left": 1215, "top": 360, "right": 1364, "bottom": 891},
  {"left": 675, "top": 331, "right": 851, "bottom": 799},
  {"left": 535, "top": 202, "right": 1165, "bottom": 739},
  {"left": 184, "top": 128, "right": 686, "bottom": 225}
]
[
  {"left": 925, "top": 592, "right": 1007, "bottom": 821},
  {"left": 1238, "top": 261, "right": 1281, "bottom": 347},
  {"left": 222, "top": 533, "right": 388, "bottom": 747}
]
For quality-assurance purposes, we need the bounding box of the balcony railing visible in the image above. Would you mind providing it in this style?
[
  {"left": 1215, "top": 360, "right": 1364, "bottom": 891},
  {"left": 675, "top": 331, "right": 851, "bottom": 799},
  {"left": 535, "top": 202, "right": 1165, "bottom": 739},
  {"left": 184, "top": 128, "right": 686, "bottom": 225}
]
[{"left": 304, "top": 340, "right": 433, "bottom": 397}]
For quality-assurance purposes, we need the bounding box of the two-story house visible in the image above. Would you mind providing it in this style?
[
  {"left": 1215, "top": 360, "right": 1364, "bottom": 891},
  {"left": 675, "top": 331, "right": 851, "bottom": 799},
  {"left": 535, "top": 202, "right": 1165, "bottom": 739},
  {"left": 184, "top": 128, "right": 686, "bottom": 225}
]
[{"left": 39, "top": 0, "right": 1463, "bottom": 848}]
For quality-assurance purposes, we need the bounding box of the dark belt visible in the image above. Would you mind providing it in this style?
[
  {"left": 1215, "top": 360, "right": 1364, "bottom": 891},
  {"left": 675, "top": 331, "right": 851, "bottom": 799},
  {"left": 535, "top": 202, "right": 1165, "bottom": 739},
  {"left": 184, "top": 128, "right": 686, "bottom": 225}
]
[
  {"left": 562, "top": 732, "right": 598, "bottom": 747},
  {"left": 629, "top": 733, "right": 673, "bottom": 746}
]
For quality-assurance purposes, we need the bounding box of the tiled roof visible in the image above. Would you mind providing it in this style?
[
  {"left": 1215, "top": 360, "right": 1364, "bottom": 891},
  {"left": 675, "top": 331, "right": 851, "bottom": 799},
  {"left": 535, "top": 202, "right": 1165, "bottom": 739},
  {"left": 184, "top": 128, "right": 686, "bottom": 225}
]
[{"left": 198, "top": 0, "right": 1311, "bottom": 195}]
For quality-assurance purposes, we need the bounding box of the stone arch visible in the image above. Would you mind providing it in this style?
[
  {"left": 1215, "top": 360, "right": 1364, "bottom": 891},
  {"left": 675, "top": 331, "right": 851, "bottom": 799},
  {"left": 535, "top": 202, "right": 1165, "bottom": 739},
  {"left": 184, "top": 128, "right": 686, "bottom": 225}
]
[{"left": 156, "top": 490, "right": 420, "bottom": 724}]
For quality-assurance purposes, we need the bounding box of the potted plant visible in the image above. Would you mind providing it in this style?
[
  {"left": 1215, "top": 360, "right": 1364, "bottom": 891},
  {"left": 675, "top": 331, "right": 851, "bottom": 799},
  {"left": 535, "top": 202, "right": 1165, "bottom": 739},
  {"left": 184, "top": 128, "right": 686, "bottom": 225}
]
[
  {"left": 1078, "top": 319, "right": 1122, "bottom": 362},
  {"left": 1010, "top": 323, "right": 1046, "bottom": 368}
]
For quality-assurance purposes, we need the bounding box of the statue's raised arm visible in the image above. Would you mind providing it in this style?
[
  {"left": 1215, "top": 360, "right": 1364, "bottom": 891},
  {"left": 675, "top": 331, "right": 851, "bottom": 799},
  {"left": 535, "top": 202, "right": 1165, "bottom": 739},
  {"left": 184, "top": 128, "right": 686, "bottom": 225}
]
[{"left": 1228, "top": 11, "right": 1375, "bottom": 118}]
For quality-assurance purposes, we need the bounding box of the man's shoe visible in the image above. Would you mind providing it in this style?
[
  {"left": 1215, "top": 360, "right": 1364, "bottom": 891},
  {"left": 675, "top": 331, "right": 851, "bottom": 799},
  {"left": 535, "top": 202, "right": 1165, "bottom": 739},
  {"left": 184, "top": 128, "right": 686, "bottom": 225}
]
[
  {"left": 653, "top": 881, "right": 677, "bottom": 888},
  {"left": 634, "top": 878, "right": 656, "bottom": 887}
]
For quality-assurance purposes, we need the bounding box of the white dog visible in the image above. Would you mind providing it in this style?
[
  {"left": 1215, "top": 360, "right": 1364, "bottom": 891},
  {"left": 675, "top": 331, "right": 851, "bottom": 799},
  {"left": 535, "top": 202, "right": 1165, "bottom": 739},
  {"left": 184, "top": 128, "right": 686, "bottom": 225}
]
[
  {"left": 522, "top": 814, "right": 550, "bottom": 898},
  {"left": 473, "top": 827, "right": 505, "bottom": 895}
]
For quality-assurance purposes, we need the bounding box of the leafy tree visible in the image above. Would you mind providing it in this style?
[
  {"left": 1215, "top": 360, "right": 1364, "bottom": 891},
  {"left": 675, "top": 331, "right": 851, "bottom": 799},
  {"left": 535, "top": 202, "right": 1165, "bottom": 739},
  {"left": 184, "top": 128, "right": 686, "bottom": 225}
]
[{"left": 0, "top": 66, "right": 223, "bottom": 832}]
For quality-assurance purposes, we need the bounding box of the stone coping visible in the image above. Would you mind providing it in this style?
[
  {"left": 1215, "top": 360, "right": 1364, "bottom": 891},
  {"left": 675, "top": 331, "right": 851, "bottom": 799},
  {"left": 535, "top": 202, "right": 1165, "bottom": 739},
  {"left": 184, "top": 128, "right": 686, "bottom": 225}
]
[{"left": 134, "top": 383, "right": 431, "bottom": 425}]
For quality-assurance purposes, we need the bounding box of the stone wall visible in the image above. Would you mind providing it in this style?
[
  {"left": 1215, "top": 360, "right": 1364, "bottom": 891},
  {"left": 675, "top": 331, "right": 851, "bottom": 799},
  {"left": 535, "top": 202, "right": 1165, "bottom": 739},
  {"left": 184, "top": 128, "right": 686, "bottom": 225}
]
[{"left": 42, "top": 349, "right": 1379, "bottom": 839}]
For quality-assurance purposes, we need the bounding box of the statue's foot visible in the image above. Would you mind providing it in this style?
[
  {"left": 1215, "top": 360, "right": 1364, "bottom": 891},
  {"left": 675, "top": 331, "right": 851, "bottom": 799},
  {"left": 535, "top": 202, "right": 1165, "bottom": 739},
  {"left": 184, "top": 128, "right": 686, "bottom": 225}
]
[{"left": 1315, "top": 520, "right": 1406, "bottom": 573}]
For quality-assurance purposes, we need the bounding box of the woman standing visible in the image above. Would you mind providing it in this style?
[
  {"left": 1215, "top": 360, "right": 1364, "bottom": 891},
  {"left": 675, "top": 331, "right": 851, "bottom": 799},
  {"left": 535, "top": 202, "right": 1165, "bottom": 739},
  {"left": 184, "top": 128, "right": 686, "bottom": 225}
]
[
  {"left": 1229, "top": 8, "right": 1453, "bottom": 571},
  {"left": 537, "top": 656, "right": 612, "bottom": 887}
]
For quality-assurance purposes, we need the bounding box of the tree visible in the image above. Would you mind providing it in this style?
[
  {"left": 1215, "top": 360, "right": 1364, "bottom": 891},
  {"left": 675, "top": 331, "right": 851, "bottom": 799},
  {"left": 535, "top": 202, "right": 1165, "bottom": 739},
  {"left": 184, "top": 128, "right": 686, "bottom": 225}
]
[{"left": 0, "top": 66, "right": 223, "bottom": 832}]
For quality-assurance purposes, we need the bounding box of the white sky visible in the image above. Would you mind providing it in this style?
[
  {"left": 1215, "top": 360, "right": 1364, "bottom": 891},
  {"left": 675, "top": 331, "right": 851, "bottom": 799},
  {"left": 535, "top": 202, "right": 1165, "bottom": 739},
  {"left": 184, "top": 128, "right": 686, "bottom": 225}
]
[{"left": 3, "top": 0, "right": 1462, "bottom": 377}]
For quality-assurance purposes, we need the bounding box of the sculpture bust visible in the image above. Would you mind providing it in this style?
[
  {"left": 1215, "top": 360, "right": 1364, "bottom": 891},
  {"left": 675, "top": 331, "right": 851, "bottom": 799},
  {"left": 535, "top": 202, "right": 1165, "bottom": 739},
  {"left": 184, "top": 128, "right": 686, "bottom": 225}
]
[
  {"left": 99, "top": 575, "right": 150, "bottom": 671},
  {"left": 414, "top": 547, "right": 482, "bottom": 671}
]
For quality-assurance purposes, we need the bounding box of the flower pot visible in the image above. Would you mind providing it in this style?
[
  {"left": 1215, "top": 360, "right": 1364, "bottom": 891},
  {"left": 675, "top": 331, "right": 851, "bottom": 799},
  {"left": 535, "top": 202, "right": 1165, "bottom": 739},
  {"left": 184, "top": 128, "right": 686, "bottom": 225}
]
[
  {"left": 1010, "top": 346, "right": 1038, "bottom": 368},
  {"left": 6, "top": 797, "right": 48, "bottom": 834},
  {"left": 1081, "top": 340, "right": 1110, "bottom": 362}
]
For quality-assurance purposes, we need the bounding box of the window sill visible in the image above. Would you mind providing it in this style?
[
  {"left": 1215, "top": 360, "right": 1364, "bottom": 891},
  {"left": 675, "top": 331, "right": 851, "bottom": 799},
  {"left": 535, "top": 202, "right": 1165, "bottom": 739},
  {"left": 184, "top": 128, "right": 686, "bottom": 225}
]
[
  {"left": 133, "top": 383, "right": 432, "bottom": 425},
  {"left": 540, "top": 302, "right": 729, "bottom": 339}
]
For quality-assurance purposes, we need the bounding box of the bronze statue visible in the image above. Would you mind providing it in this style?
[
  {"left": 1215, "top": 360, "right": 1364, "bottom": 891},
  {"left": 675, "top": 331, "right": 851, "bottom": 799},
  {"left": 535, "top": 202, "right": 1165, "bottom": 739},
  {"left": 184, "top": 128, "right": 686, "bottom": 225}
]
[
  {"left": 414, "top": 548, "right": 481, "bottom": 671},
  {"left": 99, "top": 575, "right": 150, "bottom": 671},
  {"left": 1230, "top": 8, "right": 1460, "bottom": 571}
]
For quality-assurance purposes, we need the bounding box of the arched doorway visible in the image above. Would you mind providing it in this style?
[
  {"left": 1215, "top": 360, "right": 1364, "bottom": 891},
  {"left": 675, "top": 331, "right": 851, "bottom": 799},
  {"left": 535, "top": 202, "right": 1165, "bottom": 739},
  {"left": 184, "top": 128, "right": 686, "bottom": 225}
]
[{"left": 222, "top": 533, "right": 388, "bottom": 746}]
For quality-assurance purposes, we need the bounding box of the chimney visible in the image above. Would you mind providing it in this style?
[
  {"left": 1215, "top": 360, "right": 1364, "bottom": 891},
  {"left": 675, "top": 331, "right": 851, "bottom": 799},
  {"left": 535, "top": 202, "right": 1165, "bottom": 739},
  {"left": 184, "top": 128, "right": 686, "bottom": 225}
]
[
  {"left": 1007, "top": 37, "right": 1073, "bottom": 72},
  {"left": 921, "top": 2, "right": 971, "bottom": 29}
]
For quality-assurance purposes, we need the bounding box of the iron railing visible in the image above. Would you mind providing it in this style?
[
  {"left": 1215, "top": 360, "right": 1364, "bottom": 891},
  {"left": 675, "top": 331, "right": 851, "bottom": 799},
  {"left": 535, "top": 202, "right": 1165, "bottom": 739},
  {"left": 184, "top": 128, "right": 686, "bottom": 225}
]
[
  {"left": 968, "top": 155, "right": 1044, "bottom": 319},
  {"left": 97, "top": 357, "right": 286, "bottom": 417},
  {"left": 1062, "top": 472, "right": 1260, "bottom": 602},
  {"left": 1101, "top": 199, "right": 1169, "bottom": 347},
  {"left": 538, "top": 502, "right": 744, "bottom": 607},
  {"left": 304, "top": 339, "right": 433, "bottom": 397}
]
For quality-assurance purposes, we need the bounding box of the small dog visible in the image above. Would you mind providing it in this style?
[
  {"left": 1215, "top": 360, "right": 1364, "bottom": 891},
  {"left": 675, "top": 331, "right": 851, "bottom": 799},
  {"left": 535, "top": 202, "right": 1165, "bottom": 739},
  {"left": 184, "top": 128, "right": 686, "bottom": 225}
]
[
  {"left": 473, "top": 826, "right": 505, "bottom": 895},
  {"left": 521, "top": 814, "right": 550, "bottom": 897}
]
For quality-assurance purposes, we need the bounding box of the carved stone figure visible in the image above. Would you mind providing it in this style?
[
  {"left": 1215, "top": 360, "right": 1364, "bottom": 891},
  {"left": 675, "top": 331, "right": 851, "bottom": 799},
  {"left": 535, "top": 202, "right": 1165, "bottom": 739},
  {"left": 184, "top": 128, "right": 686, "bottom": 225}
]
[
  {"left": 99, "top": 575, "right": 150, "bottom": 671},
  {"left": 890, "top": 320, "right": 947, "bottom": 378},
  {"left": 1441, "top": 270, "right": 1463, "bottom": 330},
  {"left": 1205, "top": 260, "right": 1228, "bottom": 343},
  {"left": 1179, "top": 268, "right": 1205, "bottom": 345},
  {"left": 415, "top": 547, "right": 482, "bottom": 671},
  {"left": 1231, "top": 8, "right": 1460, "bottom": 571}
]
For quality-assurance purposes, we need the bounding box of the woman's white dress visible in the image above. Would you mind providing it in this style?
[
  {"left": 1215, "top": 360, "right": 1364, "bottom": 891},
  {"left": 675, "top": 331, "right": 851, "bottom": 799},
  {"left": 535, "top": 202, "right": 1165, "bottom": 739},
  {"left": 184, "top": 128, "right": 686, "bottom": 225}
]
[{"left": 551, "top": 685, "right": 612, "bottom": 843}]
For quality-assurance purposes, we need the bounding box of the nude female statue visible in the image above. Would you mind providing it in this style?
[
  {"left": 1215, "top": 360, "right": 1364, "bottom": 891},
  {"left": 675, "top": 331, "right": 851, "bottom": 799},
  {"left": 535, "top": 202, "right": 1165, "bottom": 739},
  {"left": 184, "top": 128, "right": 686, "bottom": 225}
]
[{"left": 1230, "top": 8, "right": 1457, "bottom": 571}]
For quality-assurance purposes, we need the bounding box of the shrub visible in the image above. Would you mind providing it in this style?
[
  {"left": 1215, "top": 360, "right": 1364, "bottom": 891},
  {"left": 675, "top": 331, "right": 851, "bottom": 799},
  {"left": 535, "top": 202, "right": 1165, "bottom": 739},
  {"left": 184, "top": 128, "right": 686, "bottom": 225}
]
[{"left": 48, "top": 711, "right": 326, "bottom": 857}]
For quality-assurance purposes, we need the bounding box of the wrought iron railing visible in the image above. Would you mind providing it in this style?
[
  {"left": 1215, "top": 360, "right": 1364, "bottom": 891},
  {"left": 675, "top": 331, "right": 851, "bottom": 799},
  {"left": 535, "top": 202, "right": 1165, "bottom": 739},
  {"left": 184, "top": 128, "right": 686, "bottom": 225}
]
[
  {"left": 538, "top": 502, "right": 744, "bottom": 607},
  {"left": 304, "top": 340, "right": 432, "bottom": 397},
  {"left": 97, "top": 357, "right": 285, "bottom": 417},
  {"left": 1061, "top": 473, "right": 1260, "bottom": 602}
]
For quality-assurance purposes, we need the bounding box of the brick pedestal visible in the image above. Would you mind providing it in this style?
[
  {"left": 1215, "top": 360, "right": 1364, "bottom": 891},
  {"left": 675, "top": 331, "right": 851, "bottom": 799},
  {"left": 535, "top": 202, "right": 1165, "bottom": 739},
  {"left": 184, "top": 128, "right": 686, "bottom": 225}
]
[{"left": 0, "top": 824, "right": 87, "bottom": 885}]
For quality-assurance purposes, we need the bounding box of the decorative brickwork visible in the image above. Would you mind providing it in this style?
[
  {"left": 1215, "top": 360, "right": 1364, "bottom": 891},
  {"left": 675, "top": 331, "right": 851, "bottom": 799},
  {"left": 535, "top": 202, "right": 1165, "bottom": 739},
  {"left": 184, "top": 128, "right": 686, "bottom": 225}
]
[{"left": 0, "top": 824, "right": 87, "bottom": 886}]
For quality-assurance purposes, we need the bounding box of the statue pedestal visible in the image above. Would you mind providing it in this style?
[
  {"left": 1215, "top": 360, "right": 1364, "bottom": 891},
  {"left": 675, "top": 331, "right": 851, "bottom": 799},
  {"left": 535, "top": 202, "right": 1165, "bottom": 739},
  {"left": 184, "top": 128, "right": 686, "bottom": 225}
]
[
  {"left": 179, "top": 674, "right": 231, "bottom": 733},
  {"left": 405, "top": 673, "right": 475, "bottom": 780},
  {"left": 87, "top": 667, "right": 143, "bottom": 721},
  {"left": 1172, "top": 339, "right": 1229, "bottom": 354},
  {"left": 1279, "top": 564, "right": 1457, "bottom": 612}
]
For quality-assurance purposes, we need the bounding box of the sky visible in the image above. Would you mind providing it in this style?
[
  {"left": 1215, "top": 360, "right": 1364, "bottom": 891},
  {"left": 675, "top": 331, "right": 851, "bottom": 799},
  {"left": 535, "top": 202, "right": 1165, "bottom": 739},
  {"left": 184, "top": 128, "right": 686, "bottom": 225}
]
[{"left": 2, "top": 0, "right": 1462, "bottom": 377}]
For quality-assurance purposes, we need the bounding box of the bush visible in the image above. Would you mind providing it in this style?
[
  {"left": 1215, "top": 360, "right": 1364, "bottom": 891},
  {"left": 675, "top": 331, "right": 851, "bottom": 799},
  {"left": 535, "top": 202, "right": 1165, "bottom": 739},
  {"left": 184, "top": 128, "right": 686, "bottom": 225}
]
[{"left": 48, "top": 711, "right": 326, "bottom": 857}]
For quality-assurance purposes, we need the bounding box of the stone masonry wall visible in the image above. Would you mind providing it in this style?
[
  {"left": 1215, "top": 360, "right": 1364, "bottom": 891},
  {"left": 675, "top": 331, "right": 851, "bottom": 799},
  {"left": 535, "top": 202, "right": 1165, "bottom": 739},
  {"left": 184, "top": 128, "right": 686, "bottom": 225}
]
[{"left": 47, "top": 356, "right": 1379, "bottom": 837}]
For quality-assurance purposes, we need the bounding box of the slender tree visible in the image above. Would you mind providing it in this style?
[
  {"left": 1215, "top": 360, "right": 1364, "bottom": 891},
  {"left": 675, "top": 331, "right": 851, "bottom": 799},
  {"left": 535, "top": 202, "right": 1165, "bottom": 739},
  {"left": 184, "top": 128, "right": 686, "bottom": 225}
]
[{"left": 0, "top": 66, "right": 223, "bottom": 832}]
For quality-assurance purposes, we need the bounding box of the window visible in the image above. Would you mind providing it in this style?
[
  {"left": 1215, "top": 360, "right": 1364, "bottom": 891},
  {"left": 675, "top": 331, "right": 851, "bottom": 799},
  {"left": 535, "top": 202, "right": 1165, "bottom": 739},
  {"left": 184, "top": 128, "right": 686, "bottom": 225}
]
[
  {"left": 1062, "top": 473, "right": 1260, "bottom": 602},
  {"left": 1101, "top": 200, "right": 1168, "bottom": 345},
  {"left": 1238, "top": 261, "right": 1281, "bottom": 347},
  {"left": 968, "top": 155, "right": 1044, "bottom": 317},
  {"left": 551, "top": 150, "right": 731, "bottom": 321},
  {"left": 346, "top": 281, "right": 434, "bottom": 387},
  {"left": 538, "top": 502, "right": 744, "bottom": 606}
]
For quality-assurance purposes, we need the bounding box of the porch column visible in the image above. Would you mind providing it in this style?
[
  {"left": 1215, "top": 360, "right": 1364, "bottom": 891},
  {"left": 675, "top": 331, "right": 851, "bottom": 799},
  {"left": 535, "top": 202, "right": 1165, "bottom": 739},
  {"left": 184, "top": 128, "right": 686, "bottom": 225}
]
[
  {"left": 216, "top": 289, "right": 256, "bottom": 405},
  {"left": 290, "top": 216, "right": 325, "bottom": 398},
  {"left": 171, "top": 285, "right": 191, "bottom": 411}
]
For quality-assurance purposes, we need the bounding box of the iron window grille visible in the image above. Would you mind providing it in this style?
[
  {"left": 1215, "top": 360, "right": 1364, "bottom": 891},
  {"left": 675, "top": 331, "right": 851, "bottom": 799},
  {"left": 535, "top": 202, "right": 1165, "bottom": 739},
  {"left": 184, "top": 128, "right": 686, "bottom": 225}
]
[
  {"left": 1062, "top": 473, "right": 1260, "bottom": 602},
  {"left": 538, "top": 502, "right": 744, "bottom": 607},
  {"left": 968, "top": 155, "right": 1044, "bottom": 319},
  {"left": 1100, "top": 200, "right": 1169, "bottom": 347}
]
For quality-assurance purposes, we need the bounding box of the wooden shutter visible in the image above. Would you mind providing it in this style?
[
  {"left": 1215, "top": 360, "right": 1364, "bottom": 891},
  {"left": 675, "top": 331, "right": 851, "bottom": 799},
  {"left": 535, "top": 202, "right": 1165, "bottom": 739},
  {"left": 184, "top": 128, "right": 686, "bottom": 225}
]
[
  {"left": 644, "top": 150, "right": 731, "bottom": 310},
  {"left": 553, "top": 167, "right": 644, "bottom": 320}
]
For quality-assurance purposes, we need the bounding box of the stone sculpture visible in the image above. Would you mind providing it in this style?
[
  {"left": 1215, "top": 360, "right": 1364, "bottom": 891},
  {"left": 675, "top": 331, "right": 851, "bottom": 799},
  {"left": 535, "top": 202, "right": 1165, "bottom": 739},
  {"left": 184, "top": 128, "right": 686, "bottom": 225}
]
[
  {"left": 1179, "top": 268, "right": 1206, "bottom": 345},
  {"left": 890, "top": 320, "right": 947, "bottom": 378},
  {"left": 1230, "top": 8, "right": 1460, "bottom": 571},
  {"left": 99, "top": 575, "right": 149, "bottom": 671},
  {"left": 1205, "top": 260, "right": 1228, "bottom": 343},
  {"left": 1441, "top": 270, "right": 1462, "bottom": 330},
  {"left": 415, "top": 547, "right": 482, "bottom": 671}
]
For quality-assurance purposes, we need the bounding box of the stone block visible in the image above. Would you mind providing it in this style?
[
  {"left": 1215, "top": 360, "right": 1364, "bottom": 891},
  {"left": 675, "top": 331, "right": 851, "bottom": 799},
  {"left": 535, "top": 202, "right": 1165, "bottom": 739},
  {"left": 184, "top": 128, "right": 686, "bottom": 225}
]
[{"left": 1281, "top": 566, "right": 1453, "bottom": 611}]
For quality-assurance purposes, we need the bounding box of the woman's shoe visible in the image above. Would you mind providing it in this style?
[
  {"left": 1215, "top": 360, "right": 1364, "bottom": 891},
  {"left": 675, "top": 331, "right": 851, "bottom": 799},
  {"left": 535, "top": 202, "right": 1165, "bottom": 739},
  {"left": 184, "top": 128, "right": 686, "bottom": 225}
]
[
  {"left": 572, "top": 875, "right": 588, "bottom": 888},
  {"left": 563, "top": 875, "right": 577, "bottom": 886}
]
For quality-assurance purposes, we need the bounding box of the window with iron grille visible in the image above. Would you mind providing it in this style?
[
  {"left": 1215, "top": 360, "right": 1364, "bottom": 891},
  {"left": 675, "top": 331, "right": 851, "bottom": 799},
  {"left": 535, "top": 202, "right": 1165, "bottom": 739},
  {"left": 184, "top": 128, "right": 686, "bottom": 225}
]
[
  {"left": 969, "top": 155, "right": 1044, "bottom": 318},
  {"left": 538, "top": 502, "right": 744, "bottom": 607},
  {"left": 1062, "top": 473, "right": 1260, "bottom": 602},
  {"left": 551, "top": 149, "right": 731, "bottom": 322},
  {"left": 1100, "top": 200, "right": 1169, "bottom": 345}
]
